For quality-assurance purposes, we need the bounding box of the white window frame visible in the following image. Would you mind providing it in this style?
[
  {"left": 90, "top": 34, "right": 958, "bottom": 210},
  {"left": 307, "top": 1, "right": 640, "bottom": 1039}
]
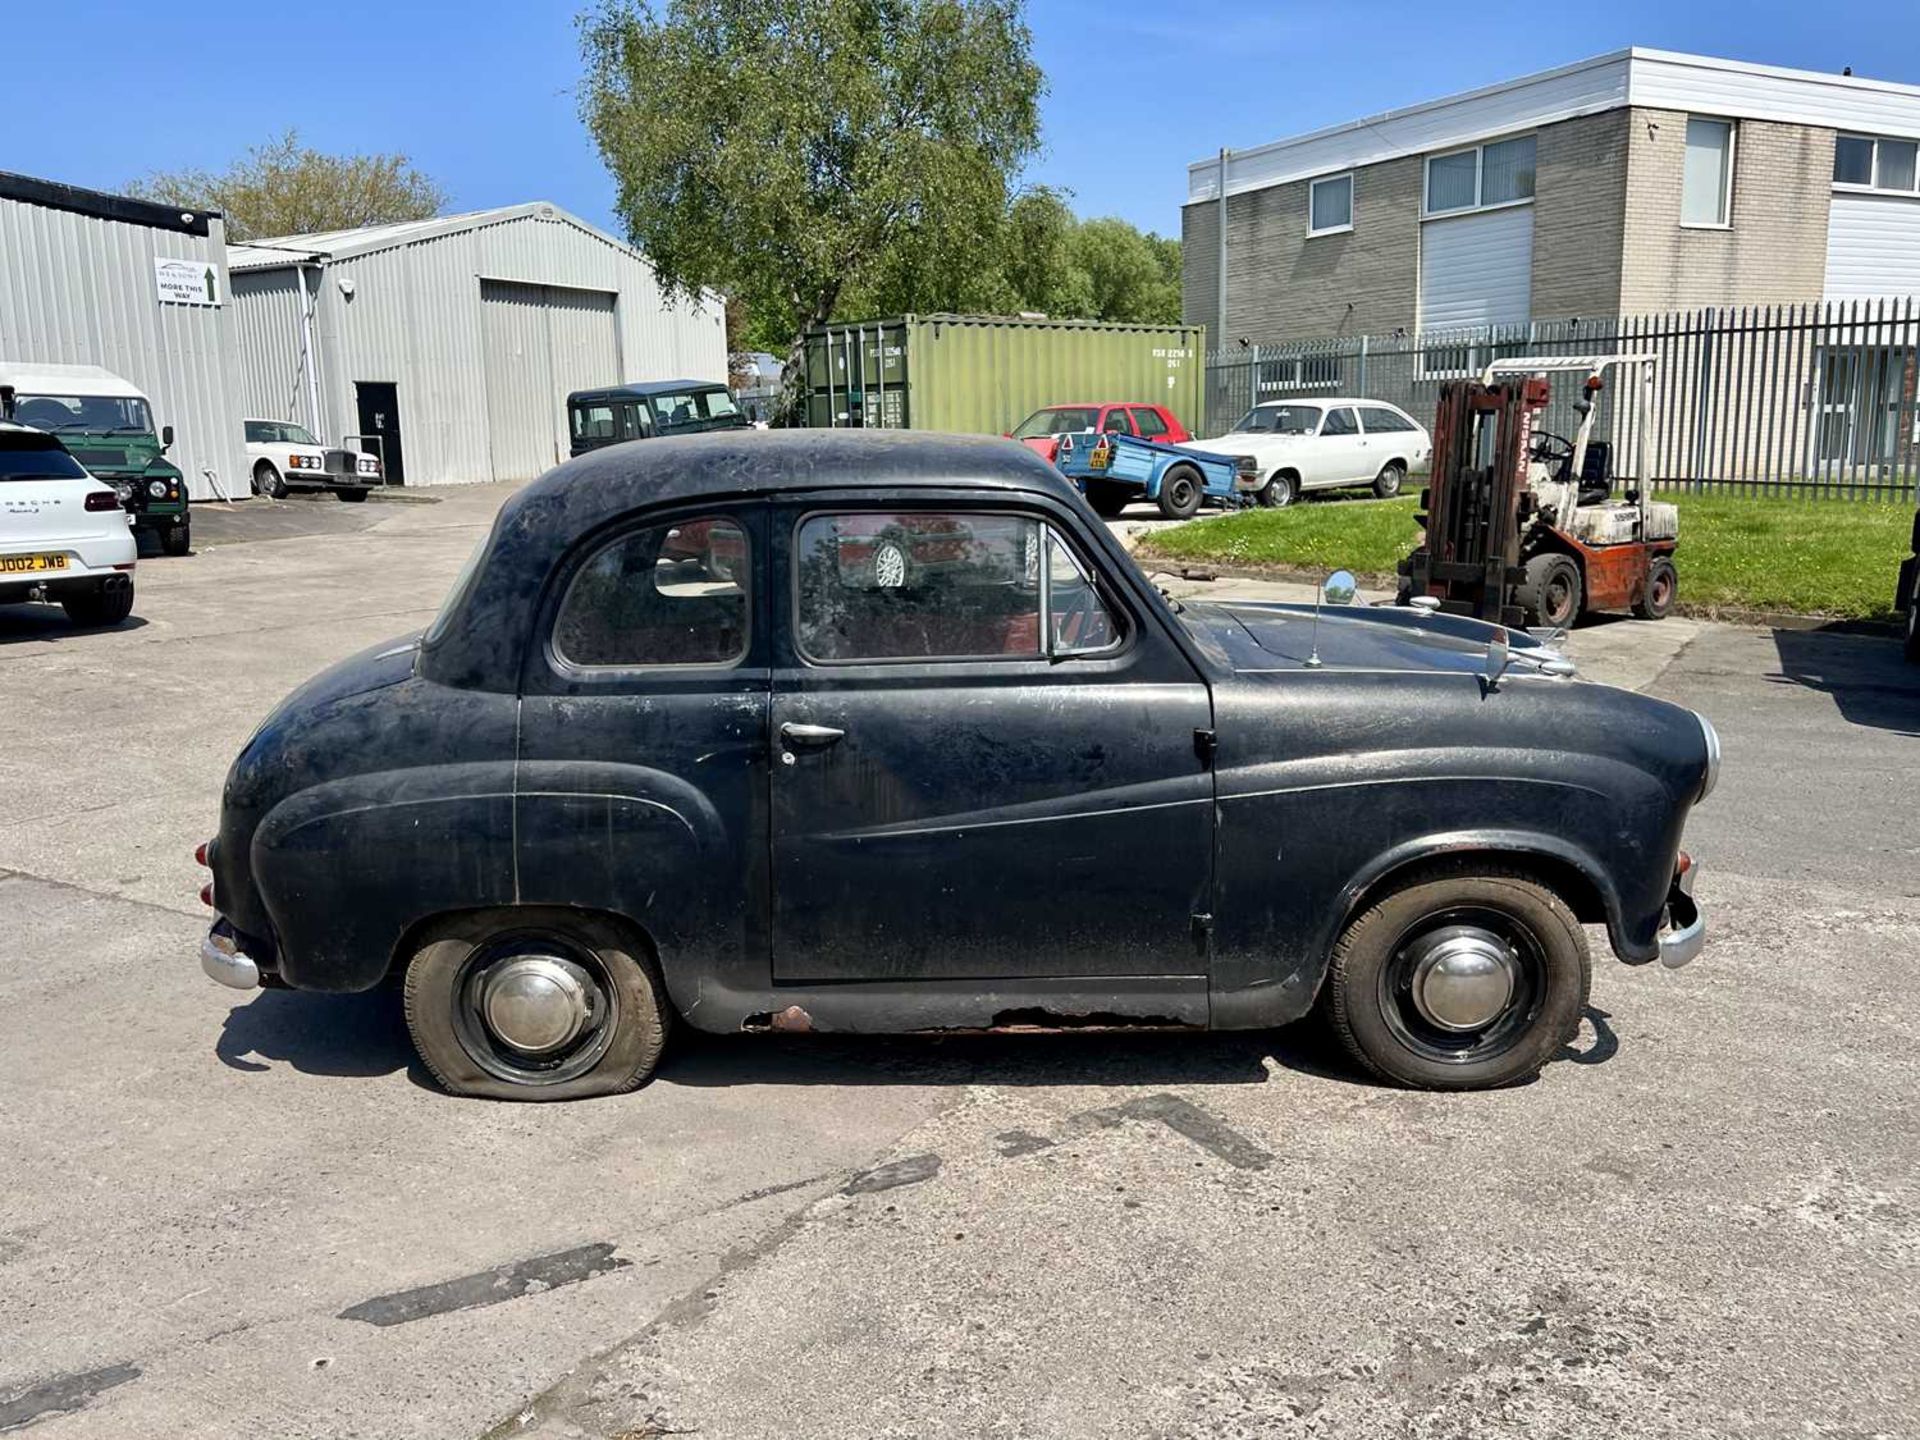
[
  {"left": 1307, "top": 172, "right": 1354, "bottom": 237},
  {"left": 1833, "top": 133, "right": 1920, "bottom": 196},
  {"left": 1679, "top": 116, "right": 1737, "bottom": 230},
  {"left": 1422, "top": 135, "right": 1536, "bottom": 219}
]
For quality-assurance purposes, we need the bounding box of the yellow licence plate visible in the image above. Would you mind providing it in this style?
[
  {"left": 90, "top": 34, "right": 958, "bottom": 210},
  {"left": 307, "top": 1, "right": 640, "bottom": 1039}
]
[
  {"left": 1089, "top": 448, "right": 1110, "bottom": 471},
  {"left": 0, "top": 553, "right": 68, "bottom": 575}
]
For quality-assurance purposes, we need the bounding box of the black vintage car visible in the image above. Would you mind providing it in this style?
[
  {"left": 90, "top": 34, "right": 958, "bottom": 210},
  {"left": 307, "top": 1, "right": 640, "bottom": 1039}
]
[{"left": 198, "top": 432, "right": 1715, "bottom": 1099}]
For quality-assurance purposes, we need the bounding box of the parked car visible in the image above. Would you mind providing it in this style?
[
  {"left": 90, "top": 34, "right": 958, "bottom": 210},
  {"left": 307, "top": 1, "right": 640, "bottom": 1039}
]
[
  {"left": 1009, "top": 403, "right": 1191, "bottom": 464},
  {"left": 1053, "top": 428, "right": 1254, "bottom": 519},
  {"left": 567, "top": 381, "right": 749, "bottom": 457},
  {"left": 196, "top": 431, "right": 1714, "bottom": 1101},
  {"left": 1196, "top": 398, "right": 1432, "bottom": 508},
  {"left": 0, "top": 421, "right": 136, "bottom": 625},
  {"left": 0, "top": 362, "right": 190, "bottom": 553},
  {"left": 244, "top": 418, "right": 382, "bottom": 501},
  {"left": 1897, "top": 506, "right": 1919, "bottom": 664}
]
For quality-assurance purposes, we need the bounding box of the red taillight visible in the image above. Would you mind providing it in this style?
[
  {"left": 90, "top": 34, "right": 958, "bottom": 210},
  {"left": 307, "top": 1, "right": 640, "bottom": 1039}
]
[
  {"left": 1676, "top": 850, "right": 1692, "bottom": 877},
  {"left": 85, "top": 490, "right": 120, "bottom": 511},
  {"left": 194, "top": 840, "right": 211, "bottom": 867},
  {"left": 199, "top": 883, "right": 214, "bottom": 907}
]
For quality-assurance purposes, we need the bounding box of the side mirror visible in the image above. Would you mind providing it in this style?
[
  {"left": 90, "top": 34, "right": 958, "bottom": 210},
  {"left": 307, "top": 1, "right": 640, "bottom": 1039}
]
[
  {"left": 162, "top": 424, "right": 175, "bottom": 450},
  {"left": 1322, "top": 569, "right": 1357, "bottom": 605}
]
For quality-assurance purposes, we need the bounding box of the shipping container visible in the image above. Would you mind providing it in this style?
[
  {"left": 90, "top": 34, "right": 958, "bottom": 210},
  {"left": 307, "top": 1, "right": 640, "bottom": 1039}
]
[{"left": 801, "top": 314, "right": 1206, "bottom": 438}]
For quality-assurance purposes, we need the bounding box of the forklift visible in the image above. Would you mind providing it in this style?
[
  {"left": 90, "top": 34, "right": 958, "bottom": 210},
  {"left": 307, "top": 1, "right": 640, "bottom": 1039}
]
[{"left": 1399, "top": 355, "right": 1679, "bottom": 630}]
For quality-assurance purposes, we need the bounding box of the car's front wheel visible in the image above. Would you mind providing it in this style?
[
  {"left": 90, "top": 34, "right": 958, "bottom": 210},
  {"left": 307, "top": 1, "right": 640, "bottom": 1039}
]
[
  {"left": 402, "top": 909, "right": 670, "bottom": 1101},
  {"left": 1373, "top": 461, "right": 1406, "bottom": 499},
  {"left": 1256, "top": 470, "right": 1295, "bottom": 508},
  {"left": 1324, "top": 866, "right": 1590, "bottom": 1090},
  {"left": 161, "top": 519, "right": 191, "bottom": 556},
  {"left": 253, "top": 462, "right": 287, "bottom": 500}
]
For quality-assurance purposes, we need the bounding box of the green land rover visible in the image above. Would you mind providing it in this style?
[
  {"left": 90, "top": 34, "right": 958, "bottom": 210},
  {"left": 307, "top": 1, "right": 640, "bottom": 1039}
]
[{"left": 0, "top": 362, "right": 191, "bottom": 555}]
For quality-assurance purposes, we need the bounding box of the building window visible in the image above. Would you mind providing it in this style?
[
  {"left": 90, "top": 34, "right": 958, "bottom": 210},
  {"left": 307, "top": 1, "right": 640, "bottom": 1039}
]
[
  {"left": 1681, "top": 117, "right": 1735, "bottom": 227},
  {"left": 1424, "top": 135, "right": 1535, "bottom": 216},
  {"left": 1309, "top": 173, "right": 1353, "bottom": 235},
  {"left": 1835, "top": 134, "right": 1920, "bottom": 194}
]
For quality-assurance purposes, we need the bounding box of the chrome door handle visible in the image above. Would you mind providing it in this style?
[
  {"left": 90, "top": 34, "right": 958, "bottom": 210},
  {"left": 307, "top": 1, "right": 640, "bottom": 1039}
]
[{"left": 780, "top": 722, "right": 845, "bottom": 747}]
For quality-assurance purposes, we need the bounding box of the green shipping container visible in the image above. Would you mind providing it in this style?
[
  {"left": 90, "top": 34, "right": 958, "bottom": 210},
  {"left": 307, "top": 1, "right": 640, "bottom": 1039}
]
[{"left": 801, "top": 314, "right": 1207, "bottom": 438}]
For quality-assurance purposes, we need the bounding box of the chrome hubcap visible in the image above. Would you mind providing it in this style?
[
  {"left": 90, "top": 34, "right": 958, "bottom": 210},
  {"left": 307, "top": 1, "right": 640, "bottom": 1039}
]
[
  {"left": 480, "top": 954, "right": 595, "bottom": 1054},
  {"left": 1406, "top": 927, "right": 1520, "bottom": 1032}
]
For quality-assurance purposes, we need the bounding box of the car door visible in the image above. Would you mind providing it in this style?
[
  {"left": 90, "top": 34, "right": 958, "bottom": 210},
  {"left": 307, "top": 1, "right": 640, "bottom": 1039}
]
[
  {"left": 1099, "top": 406, "right": 1136, "bottom": 437},
  {"left": 1130, "top": 406, "right": 1171, "bottom": 443},
  {"left": 769, "top": 496, "right": 1214, "bottom": 984},
  {"left": 1312, "top": 406, "right": 1364, "bottom": 487}
]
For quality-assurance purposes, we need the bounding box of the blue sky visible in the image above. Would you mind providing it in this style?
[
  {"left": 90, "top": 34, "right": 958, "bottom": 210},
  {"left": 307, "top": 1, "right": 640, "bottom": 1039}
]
[{"left": 8, "top": 0, "right": 1916, "bottom": 241}]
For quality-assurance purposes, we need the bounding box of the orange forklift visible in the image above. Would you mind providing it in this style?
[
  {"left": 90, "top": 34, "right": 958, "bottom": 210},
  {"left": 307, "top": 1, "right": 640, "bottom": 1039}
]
[{"left": 1399, "top": 355, "right": 1679, "bottom": 630}]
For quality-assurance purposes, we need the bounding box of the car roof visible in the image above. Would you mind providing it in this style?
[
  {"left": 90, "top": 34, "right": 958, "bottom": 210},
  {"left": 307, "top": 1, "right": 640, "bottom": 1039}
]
[
  {"left": 1028, "top": 402, "right": 1156, "bottom": 410},
  {"left": 0, "top": 362, "right": 148, "bottom": 400},
  {"left": 567, "top": 380, "right": 730, "bottom": 404},
  {"left": 1251, "top": 396, "right": 1409, "bottom": 410},
  {"left": 422, "top": 430, "right": 1082, "bottom": 690},
  {"left": 0, "top": 420, "right": 71, "bottom": 449}
]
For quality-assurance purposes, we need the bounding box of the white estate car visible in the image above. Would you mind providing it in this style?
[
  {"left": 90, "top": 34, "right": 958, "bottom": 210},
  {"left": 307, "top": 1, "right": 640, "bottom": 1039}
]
[
  {"left": 243, "top": 418, "right": 382, "bottom": 501},
  {"left": 1194, "top": 397, "right": 1432, "bottom": 509},
  {"left": 0, "top": 421, "right": 136, "bottom": 626}
]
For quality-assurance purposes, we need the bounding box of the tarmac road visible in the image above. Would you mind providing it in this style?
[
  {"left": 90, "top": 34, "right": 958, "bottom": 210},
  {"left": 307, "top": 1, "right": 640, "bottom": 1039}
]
[{"left": 1, "top": 485, "right": 1914, "bottom": 1439}]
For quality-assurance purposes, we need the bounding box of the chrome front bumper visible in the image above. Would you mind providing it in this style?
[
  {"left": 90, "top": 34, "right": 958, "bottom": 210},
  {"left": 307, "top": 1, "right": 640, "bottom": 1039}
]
[
  {"left": 1657, "top": 863, "right": 1704, "bottom": 969},
  {"left": 201, "top": 931, "right": 261, "bottom": 990}
]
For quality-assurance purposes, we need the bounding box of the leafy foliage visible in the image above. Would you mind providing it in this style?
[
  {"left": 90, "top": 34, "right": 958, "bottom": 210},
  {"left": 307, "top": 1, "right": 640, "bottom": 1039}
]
[{"left": 127, "top": 131, "right": 445, "bottom": 242}]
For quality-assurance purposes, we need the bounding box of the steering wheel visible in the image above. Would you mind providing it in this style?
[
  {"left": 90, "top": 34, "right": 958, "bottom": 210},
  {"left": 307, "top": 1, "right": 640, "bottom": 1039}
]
[{"left": 1529, "top": 431, "right": 1575, "bottom": 467}]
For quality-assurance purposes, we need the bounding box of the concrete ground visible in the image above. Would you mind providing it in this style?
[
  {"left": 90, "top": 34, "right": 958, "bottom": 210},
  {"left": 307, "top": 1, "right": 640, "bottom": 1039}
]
[{"left": 1, "top": 486, "right": 1914, "bottom": 1439}]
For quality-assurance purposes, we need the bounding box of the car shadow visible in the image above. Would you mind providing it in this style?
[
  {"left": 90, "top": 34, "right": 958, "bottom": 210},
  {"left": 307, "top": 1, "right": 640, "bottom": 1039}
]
[
  {"left": 215, "top": 988, "right": 420, "bottom": 1082},
  {"left": 0, "top": 605, "right": 148, "bottom": 645},
  {"left": 1767, "top": 624, "right": 1920, "bottom": 736}
]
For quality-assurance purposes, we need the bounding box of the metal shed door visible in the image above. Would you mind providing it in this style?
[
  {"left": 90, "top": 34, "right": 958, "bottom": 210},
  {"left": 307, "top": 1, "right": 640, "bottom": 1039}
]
[
  {"left": 1417, "top": 207, "right": 1534, "bottom": 332},
  {"left": 480, "top": 280, "right": 620, "bottom": 481}
]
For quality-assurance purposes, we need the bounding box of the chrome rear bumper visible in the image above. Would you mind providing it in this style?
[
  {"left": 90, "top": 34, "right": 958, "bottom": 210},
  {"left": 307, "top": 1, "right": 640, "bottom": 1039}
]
[
  {"left": 1657, "top": 863, "right": 1704, "bottom": 969},
  {"left": 201, "top": 931, "right": 261, "bottom": 990}
]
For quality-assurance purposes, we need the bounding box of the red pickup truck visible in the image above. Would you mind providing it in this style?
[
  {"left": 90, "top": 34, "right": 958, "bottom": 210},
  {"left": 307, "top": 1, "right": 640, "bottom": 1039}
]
[{"left": 1007, "top": 403, "right": 1191, "bottom": 464}]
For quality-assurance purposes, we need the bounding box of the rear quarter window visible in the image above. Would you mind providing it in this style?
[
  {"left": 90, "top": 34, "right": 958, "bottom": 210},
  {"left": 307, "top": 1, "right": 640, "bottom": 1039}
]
[{"left": 553, "top": 517, "right": 750, "bottom": 668}]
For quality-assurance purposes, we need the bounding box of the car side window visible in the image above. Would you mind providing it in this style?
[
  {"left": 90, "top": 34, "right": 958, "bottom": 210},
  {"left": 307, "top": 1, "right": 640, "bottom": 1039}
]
[
  {"left": 1132, "top": 407, "right": 1169, "bottom": 439},
  {"left": 553, "top": 516, "right": 750, "bottom": 668},
  {"left": 793, "top": 512, "right": 1120, "bottom": 664},
  {"left": 573, "top": 405, "right": 616, "bottom": 442},
  {"left": 1322, "top": 407, "right": 1359, "bottom": 437},
  {"left": 1100, "top": 408, "right": 1135, "bottom": 435},
  {"left": 1359, "top": 406, "right": 1410, "bottom": 433}
]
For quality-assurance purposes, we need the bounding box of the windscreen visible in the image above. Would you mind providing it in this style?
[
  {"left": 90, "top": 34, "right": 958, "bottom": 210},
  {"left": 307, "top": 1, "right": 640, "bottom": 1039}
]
[
  {"left": 246, "top": 420, "right": 319, "bottom": 445},
  {"left": 1011, "top": 407, "right": 1098, "bottom": 439},
  {"left": 13, "top": 394, "right": 152, "bottom": 435},
  {"left": 1232, "top": 404, "right": 1320, "bottom": 435}
]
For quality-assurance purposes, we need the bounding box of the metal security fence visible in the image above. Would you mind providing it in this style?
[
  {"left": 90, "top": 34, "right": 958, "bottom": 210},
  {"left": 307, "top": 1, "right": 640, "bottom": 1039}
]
[{"left": 1205, "top": 298, "right": 1920, "bottom": 500}]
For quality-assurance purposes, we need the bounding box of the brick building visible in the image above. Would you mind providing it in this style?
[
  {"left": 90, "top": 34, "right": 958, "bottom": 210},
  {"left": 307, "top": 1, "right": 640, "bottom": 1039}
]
[{"left": 1183, "top": 49, "right": 1920, "bottom": 345}]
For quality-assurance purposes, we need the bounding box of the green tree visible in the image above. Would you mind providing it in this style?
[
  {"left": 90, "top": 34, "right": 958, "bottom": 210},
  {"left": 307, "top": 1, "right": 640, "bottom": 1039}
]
[
  {"left": 1061, "top": 216, "right": 1181, "bottom": 324},
  {"left": 580, "top": 0, "right": 1044, "bottom": 414},
  {"left": 127, "top": 131, "right": 445, "bottom": 242}
]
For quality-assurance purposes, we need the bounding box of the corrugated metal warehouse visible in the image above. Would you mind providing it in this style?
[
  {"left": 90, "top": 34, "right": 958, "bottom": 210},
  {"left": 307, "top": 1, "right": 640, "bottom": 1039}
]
[
  {"left": 0, "top": 171, "right": 248, "bottom": 501},
  {"left": 227, "top": 203, "right": 728, "bottom": 487}
]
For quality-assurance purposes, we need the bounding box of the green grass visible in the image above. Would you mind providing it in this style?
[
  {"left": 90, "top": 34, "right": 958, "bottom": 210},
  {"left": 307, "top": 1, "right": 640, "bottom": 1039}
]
[{"left": 1138, "top": 493, "right": 1914, "bottom": 620}]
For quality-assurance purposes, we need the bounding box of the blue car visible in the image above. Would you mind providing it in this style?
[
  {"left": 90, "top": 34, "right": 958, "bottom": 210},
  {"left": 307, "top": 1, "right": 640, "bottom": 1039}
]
[{"left": 1054, "top": 429, "right": 1255, "bottom": 519}]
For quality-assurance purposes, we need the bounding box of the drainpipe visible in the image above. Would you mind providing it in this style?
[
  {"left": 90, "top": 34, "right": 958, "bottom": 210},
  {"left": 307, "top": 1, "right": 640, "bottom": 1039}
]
[
  {"left": 1216, "top": 147, "right": 1230, "bottom": 347},
  {"left": 298, "top": 263, "right": 324, "bottom": 440}
]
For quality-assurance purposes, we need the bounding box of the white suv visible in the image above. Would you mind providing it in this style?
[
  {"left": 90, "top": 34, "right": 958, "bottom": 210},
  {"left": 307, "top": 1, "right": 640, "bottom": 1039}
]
[{"left": 0, "top": 421, "right": 137, "bottom": 626}]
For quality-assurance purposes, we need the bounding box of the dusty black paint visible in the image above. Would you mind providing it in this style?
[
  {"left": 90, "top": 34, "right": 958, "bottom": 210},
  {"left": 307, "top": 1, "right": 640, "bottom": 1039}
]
[
  {"left": 0, "top": 1362, "right": 139, "bottom": 1432},
  {"left": 339, "top": 1242, "right": 628, "bottom": 1327},
  {"left": 207, "top": 430, "right": 1711, "bottom": 1044},
  {"left": 844, "top": 1153, "right": 943, "bottom": 1194}
]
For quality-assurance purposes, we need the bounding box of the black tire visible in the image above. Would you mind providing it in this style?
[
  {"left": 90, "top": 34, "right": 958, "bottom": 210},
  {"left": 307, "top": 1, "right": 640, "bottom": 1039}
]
[
  {"left": 402, "top": 908, "right": 670, "bottom": 1101},
  {"left": 1373, "top": 461, "right": 1406, "bottom": 499},
  {"left": 1325, "top": 866, "right": 1590, "bottom": 1090},
  {"left": 161, "top": 520, "right": 191, "bottom": 556},
  {"left": 1083, "top": 480, "right": 1130, "bottom": 519},
  {"left": 61, "top": 583, "right": 134, "bottom": 628},
  {"left": 254, "top": 462, "right": 287, "bottom": 500},
  {"left": 1516, "top": 553, "right": 1582, "bottom": 629},
  {"left": 1633, "top": 555, "right": 1677, "bottom": 620},
  {"left": 1256, "top": 470, "right": 1296, "bottom": 509},
  {"left": 335, "top": 488, "right": 369, "bottom": 503},
  {"left": 1156, "top": 465, "right": 1204, "bottom": 520}
]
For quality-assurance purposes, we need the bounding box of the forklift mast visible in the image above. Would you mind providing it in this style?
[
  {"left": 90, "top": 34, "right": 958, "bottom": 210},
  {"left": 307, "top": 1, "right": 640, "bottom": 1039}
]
[{"left": 1401, "top": 375, "right": 1550, "bottom": 627}]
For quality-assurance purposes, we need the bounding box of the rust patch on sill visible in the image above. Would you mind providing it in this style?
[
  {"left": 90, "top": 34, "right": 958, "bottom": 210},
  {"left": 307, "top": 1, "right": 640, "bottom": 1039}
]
[
  {"left": 745, "top": 1004, "right": 814, "bottom": 1034},
  {"left": 929, "top": 1007, "right": 1200, "bottom": 1035}
]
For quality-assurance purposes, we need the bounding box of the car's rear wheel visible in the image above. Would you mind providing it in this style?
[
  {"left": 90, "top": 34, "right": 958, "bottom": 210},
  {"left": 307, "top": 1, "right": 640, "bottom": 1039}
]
[
  {"left": 1373, "top": 461, "right": 1406, "bottom": 499},
  {"left": 1325, "top": 866, "right": 1589, "bottom": 1090},
  {"left": 254, "top": 462, "right": 287, "bottom": 500},
  {"left": 1256, "top": 471, "right": 1295, "bottom": 508},
  {"left": 1517, "top": 553, "right": 1582, "bottom": 629},
  {"left": 61, "top": 583, "right": 134, "bottom": 628},
  {"left": 1156, "top": 465, "right": 1204, "bottom": 520},
  {"left": 402, "top": 909, "right": 670, "bottom": 1101},
  {"left": 161, "top": 519, "right": 191, "bottom": 556},
  {"left": 1633, "top": 555, "right": 1677, "bottom": 620}
]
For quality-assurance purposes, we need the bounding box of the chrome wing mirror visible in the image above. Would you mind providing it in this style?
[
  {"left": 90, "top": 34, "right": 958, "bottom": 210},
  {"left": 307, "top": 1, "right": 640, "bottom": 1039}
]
[{"left": 1305, "top": 569, "right": 1357, "bottom": 669}]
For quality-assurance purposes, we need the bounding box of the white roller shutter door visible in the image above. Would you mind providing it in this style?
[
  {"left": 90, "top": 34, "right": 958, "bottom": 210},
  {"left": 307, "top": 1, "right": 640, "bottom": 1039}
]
[
  {"left": 1418, "top": 206, "right": 1534, "bottom": 331},
  {"left": 1824, "top": 192, "right": 1920, "bottom": 300},
  {"left": 480, "top": 280, "right": 620, "bottom": 482}
]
